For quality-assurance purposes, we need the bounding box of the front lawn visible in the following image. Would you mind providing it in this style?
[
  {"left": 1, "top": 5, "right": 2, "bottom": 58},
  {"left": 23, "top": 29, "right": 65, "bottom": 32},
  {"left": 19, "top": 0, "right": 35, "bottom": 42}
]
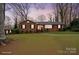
[{"left": 0, "top": 32, "right": 79, "bottom": 55}]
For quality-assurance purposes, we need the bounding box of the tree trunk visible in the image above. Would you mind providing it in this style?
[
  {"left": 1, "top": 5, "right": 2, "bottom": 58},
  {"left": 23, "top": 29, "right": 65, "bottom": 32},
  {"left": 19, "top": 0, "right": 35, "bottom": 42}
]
[
  {"left": 0, "top": 3, "right": 6, "bottom": 45},
  {"left": 69, "top": 4, "right": 72, "bottom": 24}
]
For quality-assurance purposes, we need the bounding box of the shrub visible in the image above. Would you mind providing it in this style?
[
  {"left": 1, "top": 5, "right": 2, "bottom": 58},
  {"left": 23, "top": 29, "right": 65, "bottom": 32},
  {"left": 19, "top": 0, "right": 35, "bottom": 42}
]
[
  {"left": 12, "top": 28, "right": 20, "bottom": 34},
  {"left": 70, "top": 18, "right": 79, "bottom": 31}
]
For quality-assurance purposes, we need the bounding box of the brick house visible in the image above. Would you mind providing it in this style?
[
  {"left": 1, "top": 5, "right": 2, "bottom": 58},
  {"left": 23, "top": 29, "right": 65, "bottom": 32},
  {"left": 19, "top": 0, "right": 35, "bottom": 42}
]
[{"left": 19, "top": 20, "right": 64, "bottom": 33}]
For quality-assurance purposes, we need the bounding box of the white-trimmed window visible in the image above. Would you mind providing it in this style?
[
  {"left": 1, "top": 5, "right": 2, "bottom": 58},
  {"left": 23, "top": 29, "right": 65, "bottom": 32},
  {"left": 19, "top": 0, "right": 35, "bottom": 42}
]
[
  {"left": 45, "top": 25, "right": 52, "bottom": 29},
  {"left": 22, "top": 24, "right": 25, "bottom": 29},
  {"left": 58, "top": 25, "right": 61, "bottom": 28},
  {"left": 38, "top": 25, "right": 43, "bottom": 30},
  {"left": 31, "top": 24, "right": 34, "bottom": 29}
]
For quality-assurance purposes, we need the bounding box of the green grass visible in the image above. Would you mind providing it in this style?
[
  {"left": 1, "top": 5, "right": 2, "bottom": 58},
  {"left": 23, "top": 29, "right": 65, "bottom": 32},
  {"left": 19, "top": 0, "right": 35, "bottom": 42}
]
[{"left": 7, "top": 32, "right": 79, "bottom": 54}]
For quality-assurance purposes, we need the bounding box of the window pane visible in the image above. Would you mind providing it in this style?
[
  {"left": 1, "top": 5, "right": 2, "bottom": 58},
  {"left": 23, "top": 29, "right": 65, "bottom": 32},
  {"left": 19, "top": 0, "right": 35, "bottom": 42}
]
[
  {"left": 22, "top": 24, "right": 25, "bottom": 29},
  {"left": 58, "top": 25, "right": 61, "bottom": 28},
  {"left": 31, "top": 24, "right": 34, "bottom": 29},
  {"left": 45, "top": 25, "right": 52, "bottom": 28}
]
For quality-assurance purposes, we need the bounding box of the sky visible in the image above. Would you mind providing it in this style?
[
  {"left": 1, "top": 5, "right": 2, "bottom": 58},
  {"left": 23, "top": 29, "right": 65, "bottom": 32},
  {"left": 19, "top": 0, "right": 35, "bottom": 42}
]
[{"left": 5, "top": 3, "right": 56, "bottom": 25}]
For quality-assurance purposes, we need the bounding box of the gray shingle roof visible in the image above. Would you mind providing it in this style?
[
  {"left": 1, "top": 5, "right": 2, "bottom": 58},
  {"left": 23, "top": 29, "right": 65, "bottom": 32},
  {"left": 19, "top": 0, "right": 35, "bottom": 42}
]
[
  {"left": 20, "top": 19, "right": 64, "bottom": 25},
  {"left": 35, "top": 22, "right": 64, "bottom": 25}
]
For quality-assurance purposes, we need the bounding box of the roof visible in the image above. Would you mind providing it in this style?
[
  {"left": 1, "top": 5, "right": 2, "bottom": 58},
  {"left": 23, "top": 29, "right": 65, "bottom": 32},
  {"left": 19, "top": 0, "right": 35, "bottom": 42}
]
[
  {"left": 19, "top": 19, "right": 35, "bottom": 24},
  {"left": 35, "top": 22, "right": 64, "bottom": 25},
  {"left": 20, "top": 19, "right": 64, "bottom": 25}
]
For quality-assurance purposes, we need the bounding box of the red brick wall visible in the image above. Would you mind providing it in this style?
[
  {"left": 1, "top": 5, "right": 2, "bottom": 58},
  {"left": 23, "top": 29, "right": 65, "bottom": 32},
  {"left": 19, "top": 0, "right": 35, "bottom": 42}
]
[
  {"left": 19, "top": 20, "right": 64, "bottom": 33},
  {"left": 19, "top": 20, "right": 38, "bottom": 33}
]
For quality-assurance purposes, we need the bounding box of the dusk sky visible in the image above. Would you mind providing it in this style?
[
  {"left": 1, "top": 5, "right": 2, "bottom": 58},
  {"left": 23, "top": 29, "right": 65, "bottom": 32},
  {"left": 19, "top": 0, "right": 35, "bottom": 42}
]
[{"left": 5, "top": 3, "right": 55, "bottom": 21}]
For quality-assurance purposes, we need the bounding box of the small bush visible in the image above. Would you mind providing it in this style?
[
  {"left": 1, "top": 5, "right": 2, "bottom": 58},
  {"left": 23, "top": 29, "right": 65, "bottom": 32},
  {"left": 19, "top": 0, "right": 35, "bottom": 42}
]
[
  {"left": 12, "top": 28, "right": 20, "bottom": 34},
  {"left": 61, "top": 26, "right": 71, "bottom": 31}
]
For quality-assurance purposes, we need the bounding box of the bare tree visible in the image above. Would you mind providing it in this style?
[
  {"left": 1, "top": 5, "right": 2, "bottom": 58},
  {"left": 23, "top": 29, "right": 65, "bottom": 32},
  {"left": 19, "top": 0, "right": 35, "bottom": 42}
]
[
  {"left": 72, "top": 4, "right": 79, "bottom": 19},
  {"left": 69, "top": 3, "right": 73, "bottom": 23},
  {"left": 48, "top": 13, "right": 53, "bottom": 22},
  {"left": 13, "top": 16, "right": 18, "bottom": 29},
  {"left": 5, "top": 3, "right": 31, "bottom": 29},
  {"left": 5, "top": 16, "right": 12, "bottom": 26},
  {"left": 37, "top": 15, "right": 46, "bottom": 22},
  {"left": 8, "top": 3, "right": 30, "bottom": 21},
  {"left": 55, "top": 3, "right": 79, "bottom": 26},
  {"left": 56, "top": 3, "right": 69, "bottom": 26}
]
